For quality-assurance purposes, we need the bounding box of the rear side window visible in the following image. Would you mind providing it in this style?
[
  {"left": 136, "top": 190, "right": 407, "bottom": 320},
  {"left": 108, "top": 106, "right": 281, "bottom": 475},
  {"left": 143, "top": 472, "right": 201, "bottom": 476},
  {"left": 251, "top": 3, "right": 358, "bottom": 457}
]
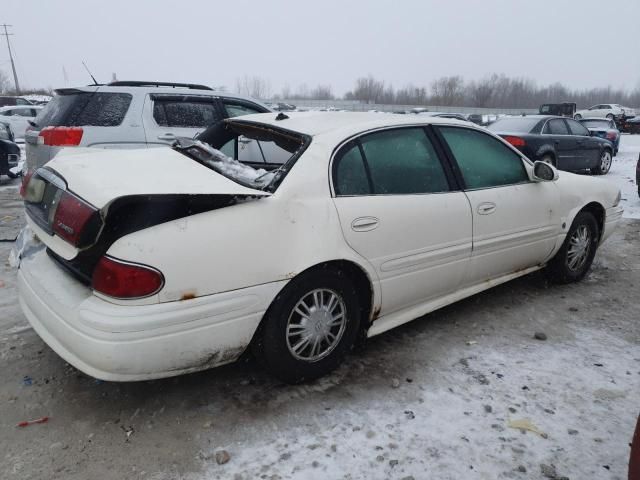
[
  {"left": 544, "top": 119, "right": 569, "bottom": 135},
  {"left": 35, "top": 92, "right": 132, "bottom": 128},
  {"left": 153, "top": 99, "right": 219, "bottom": 127},
  {"left": 223, "top": 101, "right": 266, "bottom": 118},
  {"left": 438, "top": 127, "right": 528, "bottom": 190},
  {"left": 333, "top": 128, "right": 450, "bottom": 196}
]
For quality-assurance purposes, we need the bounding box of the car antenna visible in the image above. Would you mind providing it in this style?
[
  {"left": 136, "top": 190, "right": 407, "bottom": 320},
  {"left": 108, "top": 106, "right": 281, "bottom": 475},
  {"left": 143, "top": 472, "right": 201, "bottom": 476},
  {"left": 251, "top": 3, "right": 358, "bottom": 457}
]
[
  {"left": 275, "top": 112, "right": 289, "bottom": 121},
  {"left": 82, "top": 60, "right": 99, "bottom": 85}
]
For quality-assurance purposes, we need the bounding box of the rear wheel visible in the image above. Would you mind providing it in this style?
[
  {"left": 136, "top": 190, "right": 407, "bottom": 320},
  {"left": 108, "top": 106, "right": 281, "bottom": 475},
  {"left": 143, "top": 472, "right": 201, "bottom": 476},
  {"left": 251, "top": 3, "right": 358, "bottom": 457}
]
[
  {"left": 574, "top": 114, "right": 582, "bottom": 120},
  {"left": 592, "top": 149, "right": 612, "bottom": 175},
  {"left": 546, "top": 211, "right": 599, "bottom": 284},
  {"left": 606, "top": 113, "right": 614, "bottom": 120},
  {"left": 7, "top": 171, "right": 19, "bottom": 179},
  {"left": 253, "top": 269, "right": 361, "bottom": 383}
]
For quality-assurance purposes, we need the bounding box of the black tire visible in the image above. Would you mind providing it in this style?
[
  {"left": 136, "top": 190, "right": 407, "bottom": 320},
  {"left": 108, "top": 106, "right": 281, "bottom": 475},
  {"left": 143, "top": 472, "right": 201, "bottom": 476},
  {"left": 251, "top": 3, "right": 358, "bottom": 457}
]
[
  {"left": 606, "top": 114, "right": 614, "bottom": 120},
  {"left": 545, "top": 211, "right": 599, "bottom": 284},
  {"left": 7, "top": 171, "right": 19, "bottom": 179},
  {"left": 592, "top": 149, "right": 612, "bottom": 175},
  {"left": 253, "top": 269, "right": 362, "bottom": 384},
  {"left": 540, "top": 154, "right": 556, "bottom": 167}
]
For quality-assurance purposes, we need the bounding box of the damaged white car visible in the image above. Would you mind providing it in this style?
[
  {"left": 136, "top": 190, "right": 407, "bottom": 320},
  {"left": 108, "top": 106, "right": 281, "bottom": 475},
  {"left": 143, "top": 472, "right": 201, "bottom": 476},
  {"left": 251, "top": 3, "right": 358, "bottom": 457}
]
[{"left": 16, "top": 112, "right": 623, "bottom": 383}]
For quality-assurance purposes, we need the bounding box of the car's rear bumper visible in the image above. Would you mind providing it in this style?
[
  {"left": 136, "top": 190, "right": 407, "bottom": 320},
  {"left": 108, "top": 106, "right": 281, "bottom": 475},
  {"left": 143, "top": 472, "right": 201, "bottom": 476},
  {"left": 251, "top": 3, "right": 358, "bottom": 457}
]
[
  {"left": 602, "top": 206, "right": 624, "bottom": 243},
  {"left": 18, "top": 248, "right": 286, "bottom": 381}
]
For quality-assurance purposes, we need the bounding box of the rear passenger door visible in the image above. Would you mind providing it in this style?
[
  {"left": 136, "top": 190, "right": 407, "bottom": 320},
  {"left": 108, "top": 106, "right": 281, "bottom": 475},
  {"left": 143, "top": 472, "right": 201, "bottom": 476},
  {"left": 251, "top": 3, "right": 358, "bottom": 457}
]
[
  {"left": 541, "top": 118, "right": 573, "bottom": 169},
  {"left": 435, "top": 126, "right": 561, "bottom": 286},
  {"left": 331, "top": 127, "right": 473, "bottom": 317},
  {"left": 142, "top": 94, "right": 223, "bottom": 146}
]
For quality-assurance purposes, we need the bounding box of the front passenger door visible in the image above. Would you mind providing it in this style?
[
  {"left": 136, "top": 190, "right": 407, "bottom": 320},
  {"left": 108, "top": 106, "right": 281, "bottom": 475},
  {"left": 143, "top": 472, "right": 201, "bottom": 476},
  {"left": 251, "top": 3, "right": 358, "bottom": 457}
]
[{"left": 435, "top": 126, "right": 561, "bottom": 287}]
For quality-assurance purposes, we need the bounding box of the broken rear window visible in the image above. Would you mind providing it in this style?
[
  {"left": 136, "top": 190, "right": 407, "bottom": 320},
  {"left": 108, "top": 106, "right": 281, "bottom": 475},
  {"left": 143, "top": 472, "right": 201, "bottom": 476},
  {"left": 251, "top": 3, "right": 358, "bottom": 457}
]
[{"left": 174, "top": 119, "right": 310, "bottom": 192}]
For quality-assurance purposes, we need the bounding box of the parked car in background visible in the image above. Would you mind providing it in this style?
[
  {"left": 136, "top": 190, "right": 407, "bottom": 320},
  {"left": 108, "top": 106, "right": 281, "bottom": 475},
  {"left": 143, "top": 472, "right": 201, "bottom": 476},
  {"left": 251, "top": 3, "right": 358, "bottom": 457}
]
[
  {"left": 574, "top": 104, "right": 633, "bottom": 121},
  {"left": 417, "top": 112, "right": 469, "bottom": 121},
  {"left": 25, "top": 81, "right": 273, "bottom": 172},
  {"left": 0, "top": 105, "right": 43, "bottom": 140},
  {"left": 539, "top": 102, "right": 576, "bottom": 117},
  {"left": 488, "top": 115, "right": 614, "bottom": 174},
  {"left": 16, "top": 112, "right": 622, "bottom": 383},
  {"left": 578, "top": 117, "right": 620, "bottom": 155},
  {"left": 625, "top": 116, "right": 640, "bottom": 134},
  {"left": 0, "top": 95, "right": 34, "bottom": 108},
  {"left": 0, "top": 122, "right": 20, "bottom": 179}
]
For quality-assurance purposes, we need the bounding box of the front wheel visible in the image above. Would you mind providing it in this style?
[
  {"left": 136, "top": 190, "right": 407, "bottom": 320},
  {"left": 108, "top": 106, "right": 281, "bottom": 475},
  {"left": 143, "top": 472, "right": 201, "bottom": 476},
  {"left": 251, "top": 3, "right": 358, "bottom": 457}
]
[
  {"left": 592, "top": 150, "right": 612, "bottom": 175},
  {"left": 540, "top": 154, "right": 556, "bottom": 167},
  {"left": 253, "top": 269, "right": 362, "bottom": 383},
  {"left": 545, "top": 211, "right": 599, "bottom": 284}
]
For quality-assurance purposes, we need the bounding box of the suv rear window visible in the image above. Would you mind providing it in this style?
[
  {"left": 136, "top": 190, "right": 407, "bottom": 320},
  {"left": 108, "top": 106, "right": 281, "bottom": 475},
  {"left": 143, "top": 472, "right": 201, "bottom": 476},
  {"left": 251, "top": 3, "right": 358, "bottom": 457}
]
[{"left": 35, "top": 91, "right": 132, "bottom": 128}]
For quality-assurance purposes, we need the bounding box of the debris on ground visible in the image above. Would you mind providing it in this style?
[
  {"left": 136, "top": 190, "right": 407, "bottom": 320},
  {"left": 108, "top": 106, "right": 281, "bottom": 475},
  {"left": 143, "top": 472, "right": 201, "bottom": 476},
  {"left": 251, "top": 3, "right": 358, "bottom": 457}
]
[
  {"left": 507, "top": 418, "right": 546, "bottom": 437},
  {"left": 534, "top": 332, "right": 547, "bottom": 341},
  {"left": 391, "top": 378, "right": 401, "bottom": 388},
  {"left": 16, "top": 416, "right": 49, "bottom": 428},
  {"left": 22, "top": 375, "right": 32, "bottom": 386},
  {"left": 215, "top": 450, "right": 231, "bottom": 465}
]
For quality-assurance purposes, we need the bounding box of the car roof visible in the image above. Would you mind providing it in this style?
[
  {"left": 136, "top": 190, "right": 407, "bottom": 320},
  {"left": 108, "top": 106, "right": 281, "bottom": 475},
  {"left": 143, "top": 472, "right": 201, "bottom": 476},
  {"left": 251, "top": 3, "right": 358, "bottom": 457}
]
[
  {"left": 0, "top": 105, "right": 42, "bottom": 111},
  {"left": 228, "top": 111, "right": 471, "bottom": 138}
]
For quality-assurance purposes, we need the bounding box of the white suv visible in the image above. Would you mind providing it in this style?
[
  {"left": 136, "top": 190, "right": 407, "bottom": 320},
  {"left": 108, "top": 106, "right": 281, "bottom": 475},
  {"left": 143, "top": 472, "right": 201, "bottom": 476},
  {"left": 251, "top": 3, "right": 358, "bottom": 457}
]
[
  {"left": 574, "top": 103, "right": 635, "bottom": 121},
  {"left": 25, "top": 81, "right": 272, "bottom": 171}
]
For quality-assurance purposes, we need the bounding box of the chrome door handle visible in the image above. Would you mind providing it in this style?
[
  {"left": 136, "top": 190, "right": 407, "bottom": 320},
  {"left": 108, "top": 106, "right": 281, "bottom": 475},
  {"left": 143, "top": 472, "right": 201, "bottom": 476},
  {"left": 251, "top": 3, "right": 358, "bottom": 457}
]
[
  {"left": 351, "top": 217, "right": 379, "bottom": 232},
  {"left": 477, "top": 202, "right": 496, "bottom": 215},
  {"left": 157, "top": 133, "right": 176, "bottom": 141}
]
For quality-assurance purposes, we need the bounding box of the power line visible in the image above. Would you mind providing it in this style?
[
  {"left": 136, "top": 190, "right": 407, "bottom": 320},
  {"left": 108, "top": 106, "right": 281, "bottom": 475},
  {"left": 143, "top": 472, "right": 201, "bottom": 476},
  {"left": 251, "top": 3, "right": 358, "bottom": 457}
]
[{"left": 0, "top": 24, "right": 20, "bottom": 94}]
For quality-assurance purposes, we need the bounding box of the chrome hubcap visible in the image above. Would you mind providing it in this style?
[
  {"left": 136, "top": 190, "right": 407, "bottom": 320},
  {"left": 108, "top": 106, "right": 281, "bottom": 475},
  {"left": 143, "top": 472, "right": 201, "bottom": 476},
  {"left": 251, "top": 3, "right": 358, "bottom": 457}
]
[
  {"left": 567, "top": 225, "right": 591, "bottom": 272},
  {"left": 286, "top": 289, "right": 347, "bottom": 362},
  {"left": 600, "top": 151, "right": 611, "bottom": 172}
]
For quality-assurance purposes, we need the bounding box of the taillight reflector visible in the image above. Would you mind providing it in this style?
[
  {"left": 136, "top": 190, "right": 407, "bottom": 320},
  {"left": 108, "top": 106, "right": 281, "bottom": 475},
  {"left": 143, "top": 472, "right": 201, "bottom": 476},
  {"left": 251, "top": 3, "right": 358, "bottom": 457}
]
[
  {"left": 92, "top": 256, "right": 164, "bottom": 299},
  {"left": 52, "top": 191, "right": 98, "bottom": 246},
  {"left": 39, "top": 126, "right": 83, "bottom": 146},
  {"left": 503, "top": 135, "right": 526, "bottom": 147}
]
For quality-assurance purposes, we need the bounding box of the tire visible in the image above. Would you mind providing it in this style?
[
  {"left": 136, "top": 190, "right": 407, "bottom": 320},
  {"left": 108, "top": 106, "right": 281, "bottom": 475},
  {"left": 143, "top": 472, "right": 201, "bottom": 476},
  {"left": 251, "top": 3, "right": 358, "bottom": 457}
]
[
  {"left": 545, "top": 211, "right": 599, "bottom": 284},
  {"left": 574, "top": 114, "right": 582, "bottom": 120},
  {"left": 540, "top": 154, "right": 556, "bottom": 167},
  {"left": 606, "top": 114, "right": 614, "bottom": 120},
  {"left": 253, "top": 269, "right": 362, "bottom": 383},
  {"left": 7, "top": 171, "right": 19, "bottom": 179},
  {"left": 592, "top": 149, "right": 612, "bottom": 175}
]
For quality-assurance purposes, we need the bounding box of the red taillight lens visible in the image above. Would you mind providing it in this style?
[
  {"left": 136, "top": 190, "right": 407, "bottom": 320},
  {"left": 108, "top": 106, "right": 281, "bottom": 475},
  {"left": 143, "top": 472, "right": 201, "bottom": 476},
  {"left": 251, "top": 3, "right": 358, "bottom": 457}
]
[
  {"left": 52, "top": 191, "right": 98, "bottom": 246},
  {"left": 503, "top": 135, "right": 526, "bottom": 147},
  {"left": 20, "top": 169, "right": 35, "bottom": 198},
  {"left": 39, "top": 126, "right": 83, "bottom": 146},
  {"left": 92, "top": 256, "right": 164, "bottom": 299},
  {"left": 606, "top": 131, "right": 617, "bottom": 141}
]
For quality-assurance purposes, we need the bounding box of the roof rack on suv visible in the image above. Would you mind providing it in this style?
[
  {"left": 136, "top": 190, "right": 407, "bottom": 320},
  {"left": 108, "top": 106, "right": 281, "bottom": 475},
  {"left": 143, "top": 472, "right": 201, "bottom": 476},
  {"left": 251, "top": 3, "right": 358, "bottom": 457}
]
[{"left": 107, "top": 81, "right": 213, "bottom": 90}]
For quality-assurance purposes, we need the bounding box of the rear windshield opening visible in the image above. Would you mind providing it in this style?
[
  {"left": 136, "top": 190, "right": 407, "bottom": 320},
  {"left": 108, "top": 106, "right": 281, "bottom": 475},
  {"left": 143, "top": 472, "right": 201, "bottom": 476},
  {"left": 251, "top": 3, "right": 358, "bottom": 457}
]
[
  {"left": 34, "top": 90, "right": 132, "bottom": 128},
  {"left": 174, "top": 119, "right": 310, "bottom": 191},
  {"left": 581, "top": 120, "right": 612, "bottom": 129},
  {"left": 488, "top": 117, "right": 541, "bottom": 133}
]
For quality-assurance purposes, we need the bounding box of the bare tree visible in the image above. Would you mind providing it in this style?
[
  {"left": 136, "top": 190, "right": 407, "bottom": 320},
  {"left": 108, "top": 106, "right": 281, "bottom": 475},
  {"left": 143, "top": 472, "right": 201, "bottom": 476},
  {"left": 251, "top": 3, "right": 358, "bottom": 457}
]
[
  {"left": 346, "top": 75, "right": 386, "bottom": 104},
  {"left": 235, "top": 75, "right": 271, "bottom": 99},
  {"left": 310, "top": 84, "right": 334, "bottom": 100},
  {"left": 430, "top": 76, "right": 465, "bottom": 106}
]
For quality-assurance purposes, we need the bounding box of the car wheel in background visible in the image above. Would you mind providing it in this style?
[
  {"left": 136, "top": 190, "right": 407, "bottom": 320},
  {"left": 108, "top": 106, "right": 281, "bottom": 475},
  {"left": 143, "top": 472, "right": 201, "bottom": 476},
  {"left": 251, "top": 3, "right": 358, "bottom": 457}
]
[
  {"left": 574, "top": 114, "right": 582, "bottom": 120},
  {"left": 541, "top": 154, "right": 556, "bottom": 167},
  {"left": 254, "top": 269, "right": 362, "bottom": 383},
  {"left": 545, "top": 211, "right": 599, "bottom": 284},
  {"left": 606, "top": 114, "right": 614, "bottom": 120},
  {"left": 592, "top": 150, "right": 612, "bottom": 175},
  {"left": 7, "top": 171, "right": 19, "bottom": 179}
]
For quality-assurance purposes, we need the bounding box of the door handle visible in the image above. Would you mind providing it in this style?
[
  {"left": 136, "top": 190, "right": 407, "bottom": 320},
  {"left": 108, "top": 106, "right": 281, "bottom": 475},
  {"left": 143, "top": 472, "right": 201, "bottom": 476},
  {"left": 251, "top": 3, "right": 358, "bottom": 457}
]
[
  {"left": 157, "top": 133, "right": 176, "bottom": 141},
  {"left": 351, "top": 217, "right": 379, "bottom": 232},
  {"left": 477, "top": 202, "right": 496, "bottom": 215}
]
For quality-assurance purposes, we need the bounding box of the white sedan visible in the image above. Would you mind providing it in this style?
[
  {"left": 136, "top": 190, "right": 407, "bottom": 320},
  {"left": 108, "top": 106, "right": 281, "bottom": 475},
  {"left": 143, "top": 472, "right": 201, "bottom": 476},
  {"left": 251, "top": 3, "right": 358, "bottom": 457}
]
[
  {"left": 0, "top": 105, "right": 42, "bottom": 139},
  {"left": 16, "top": 112, "right": 623, "bottom": 383}
]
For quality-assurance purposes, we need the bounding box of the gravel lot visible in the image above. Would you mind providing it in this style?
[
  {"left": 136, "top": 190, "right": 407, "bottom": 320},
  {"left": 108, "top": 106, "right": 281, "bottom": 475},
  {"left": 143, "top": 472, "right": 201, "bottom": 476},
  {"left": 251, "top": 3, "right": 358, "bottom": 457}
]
[{"left": 1, "top": 145, "right": 639, "bottom": 479}]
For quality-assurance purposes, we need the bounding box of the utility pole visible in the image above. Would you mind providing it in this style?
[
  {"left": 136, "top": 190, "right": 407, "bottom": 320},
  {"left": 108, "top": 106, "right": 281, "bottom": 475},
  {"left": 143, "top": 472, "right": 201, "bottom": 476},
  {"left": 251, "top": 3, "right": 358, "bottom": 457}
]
[{"left": 1, "top": 24, "right": 21, "bottom": 94}]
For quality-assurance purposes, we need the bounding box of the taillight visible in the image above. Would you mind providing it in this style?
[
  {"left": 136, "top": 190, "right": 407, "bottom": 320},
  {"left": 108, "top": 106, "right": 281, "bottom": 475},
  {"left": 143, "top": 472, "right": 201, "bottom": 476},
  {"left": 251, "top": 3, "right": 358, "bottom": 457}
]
[
  {"left": 20, "top": 169, "right": 35, "bottom": 198},
  {"left": 606, "top": 131, "right": 617, "bottom": 141},
  {"left": 52, "top": 191, "right": 99, "bottom": 247},
  {"left": 92, "top": 256, "right": 164, "bottom": 299},
  {"left": 503, "top": 135, "right": 526, "bottom": 147},
  {"left": 39, "top": 126, "right": 83, "bottom": 146}
]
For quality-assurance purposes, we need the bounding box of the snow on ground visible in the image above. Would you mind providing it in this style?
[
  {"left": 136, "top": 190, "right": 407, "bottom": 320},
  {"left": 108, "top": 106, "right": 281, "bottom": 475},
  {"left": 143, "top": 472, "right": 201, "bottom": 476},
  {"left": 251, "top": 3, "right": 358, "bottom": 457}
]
[{"left": 608, "top": 134, "right": 640, "bottom": 218}]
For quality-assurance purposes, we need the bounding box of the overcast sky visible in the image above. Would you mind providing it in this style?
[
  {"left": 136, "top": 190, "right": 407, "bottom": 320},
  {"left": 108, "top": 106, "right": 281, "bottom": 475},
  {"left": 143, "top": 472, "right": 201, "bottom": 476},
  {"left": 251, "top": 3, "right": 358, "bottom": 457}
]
[{"left": 2, "top": 0, "right": 639, "bottom": 96}]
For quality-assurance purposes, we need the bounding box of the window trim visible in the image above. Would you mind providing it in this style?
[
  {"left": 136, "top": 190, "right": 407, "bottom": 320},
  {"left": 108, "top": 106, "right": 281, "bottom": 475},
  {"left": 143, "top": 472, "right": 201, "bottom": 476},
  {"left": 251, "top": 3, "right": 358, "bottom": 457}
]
[
  {"left": 330, "top": 125, "right": 458, "bottom": 198},
  {"left": 432, "top": 125, "right": 532, "bottom": 192},
  {"left": 564, "top": 118, "right": 590, "bottom": 137},
  {"left": 221, "top": 99, "right": 270, "bottom": 119},
  {"left": 542, "top": 118, "right": 570, "bottom": 136}
]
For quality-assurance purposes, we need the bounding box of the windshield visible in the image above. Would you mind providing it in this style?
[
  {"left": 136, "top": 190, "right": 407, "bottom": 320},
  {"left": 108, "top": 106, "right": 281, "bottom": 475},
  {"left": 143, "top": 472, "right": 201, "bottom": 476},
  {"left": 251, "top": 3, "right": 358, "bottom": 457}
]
[
  {"left": 487, "top": 117, "right": 541, "bottom": 133},
  {"left": 581, "top": 120, "right": 612, "bottom": 129},
  {"left": 174, "top": 119, "right": 309, "bottom": 191}
]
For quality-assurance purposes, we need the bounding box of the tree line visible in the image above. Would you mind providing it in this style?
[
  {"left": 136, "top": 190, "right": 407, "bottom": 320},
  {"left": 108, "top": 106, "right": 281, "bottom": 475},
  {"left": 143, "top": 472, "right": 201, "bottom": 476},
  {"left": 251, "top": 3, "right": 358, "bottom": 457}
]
[{"left": 269, "top": 74, "right": 640, "bottom": 109}]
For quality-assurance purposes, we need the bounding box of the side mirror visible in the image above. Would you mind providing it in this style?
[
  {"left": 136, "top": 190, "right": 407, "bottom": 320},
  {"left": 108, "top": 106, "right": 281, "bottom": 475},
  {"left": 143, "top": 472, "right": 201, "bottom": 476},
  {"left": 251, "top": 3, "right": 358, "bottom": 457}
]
[{"left": 533, "top": 161, "right": 559, "bottom": 182}]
